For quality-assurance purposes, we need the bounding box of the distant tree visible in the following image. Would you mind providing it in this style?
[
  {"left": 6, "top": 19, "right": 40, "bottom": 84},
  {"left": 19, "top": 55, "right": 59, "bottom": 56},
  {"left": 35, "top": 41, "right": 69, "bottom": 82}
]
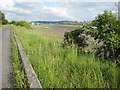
[{"left": 10, "top": 20, "right": 18, "bottom": 25}]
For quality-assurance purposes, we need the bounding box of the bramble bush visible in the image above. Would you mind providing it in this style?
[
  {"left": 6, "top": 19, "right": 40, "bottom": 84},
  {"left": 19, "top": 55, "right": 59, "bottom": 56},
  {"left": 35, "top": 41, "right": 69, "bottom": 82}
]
[
  {"left": 64, "top": 28, "right": 88, "bottom": 48},
  {"left": 87, "top": 10, "right": 120, "bottom": 62},
  {"left": 64, "top": 10, "right": 120, "bottom": 63}
]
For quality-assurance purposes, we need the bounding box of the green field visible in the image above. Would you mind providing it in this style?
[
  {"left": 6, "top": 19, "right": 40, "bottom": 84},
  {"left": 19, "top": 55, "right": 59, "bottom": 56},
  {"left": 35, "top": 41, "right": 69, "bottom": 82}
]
[{"left": 11, "top": 25, "right": 120, "bottom": 88}]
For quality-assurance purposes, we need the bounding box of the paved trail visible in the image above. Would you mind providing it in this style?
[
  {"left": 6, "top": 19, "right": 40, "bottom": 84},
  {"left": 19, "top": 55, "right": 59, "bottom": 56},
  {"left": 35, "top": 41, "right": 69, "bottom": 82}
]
[
  {"left": 0, "top": 26, "right": 13, "bottom": 88},
  {"left": 0, "top": 29, "right": 2, "bottom": 89}
]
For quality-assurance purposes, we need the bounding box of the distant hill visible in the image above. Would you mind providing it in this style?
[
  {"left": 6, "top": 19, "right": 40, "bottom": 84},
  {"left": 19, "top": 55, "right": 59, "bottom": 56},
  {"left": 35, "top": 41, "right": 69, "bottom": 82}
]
[{"left": 31, "top": 21, "right": 72, "bottom": 24}]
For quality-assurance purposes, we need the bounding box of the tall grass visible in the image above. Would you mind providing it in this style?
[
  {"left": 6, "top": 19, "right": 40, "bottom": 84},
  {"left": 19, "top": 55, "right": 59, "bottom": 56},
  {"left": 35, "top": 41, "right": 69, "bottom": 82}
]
[
  {"left": 10, "top": 29, "right": 28, "bottom": 88},
  {"left": 12, "top": 26, "right": 120, "bottom": 88}
]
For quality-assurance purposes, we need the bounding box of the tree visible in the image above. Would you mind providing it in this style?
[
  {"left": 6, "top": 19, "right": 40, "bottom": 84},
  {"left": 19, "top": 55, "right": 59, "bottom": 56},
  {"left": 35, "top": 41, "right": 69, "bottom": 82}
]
[
  {"left": 87, "top": 10, "right": 120, "bottom": 62},
  {"left": 10, "top": 20, "right": 18, "bottom": 25},
  {"left": 0, "top": 11, "right": 8, "bottom": 25}
]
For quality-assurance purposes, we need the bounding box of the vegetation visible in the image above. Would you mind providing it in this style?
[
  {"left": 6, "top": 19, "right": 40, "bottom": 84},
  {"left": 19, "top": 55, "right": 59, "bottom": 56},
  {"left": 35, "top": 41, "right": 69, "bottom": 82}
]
[
  {"left": 64, "top": 10, "right": 120, "bottom": 63},
  {"left": 0, "top": 11, "right": 8, "bottom": 25},
  {"left": 12, "top": 25, "right": 120, "bottom": 88},
  {"left": 64, "top": 28, "right": 88, "bottom": 48},
  {"left": 10, "top": 20, "right": 32, "bottom": 29},
  {"left": 10, "top": 20, "right": 18, "bottom": 25},
  {"left": 0, "top": 25, "right": 8, "bottom": 30},
  {"left": 10, "top": 29, "right": 28, "bottom": 88}
]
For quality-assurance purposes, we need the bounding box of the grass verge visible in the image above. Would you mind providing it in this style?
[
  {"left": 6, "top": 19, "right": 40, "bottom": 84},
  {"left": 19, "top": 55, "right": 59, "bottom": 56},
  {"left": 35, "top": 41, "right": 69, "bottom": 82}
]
[
  {"left": 12, "top": 25, "right": 120, "bottom": 88},
  {"left": 0, "top": 25, "right": 9, "bottom": 30},
  {"left": 10, "top": 29, "right": 28, "bottom": 88}
]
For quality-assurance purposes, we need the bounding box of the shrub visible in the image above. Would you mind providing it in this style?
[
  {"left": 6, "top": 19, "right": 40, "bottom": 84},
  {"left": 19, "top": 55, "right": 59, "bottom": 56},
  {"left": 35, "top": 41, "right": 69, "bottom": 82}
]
[
  {"left": 16, "top": 21, "right": 32, "bottom": 29},
  {"left": 64, "top": 10, "right": 120, "bottom": 63},
  {"left": 64, "top": 28, "right": 88, "bottom": 49},
  {"left": 87, "top": 10, "right": 120, "bottom": 62}
]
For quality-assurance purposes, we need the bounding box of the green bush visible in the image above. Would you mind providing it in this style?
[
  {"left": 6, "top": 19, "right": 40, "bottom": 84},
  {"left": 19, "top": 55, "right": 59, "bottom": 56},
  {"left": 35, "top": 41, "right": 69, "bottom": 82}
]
[
  {"left": 64, "top": 28, "right": 88, "bottom": 49},
  {"left": 64, "top": 10, "right": 120, "bottom": 63},
  {"left": 16, "top": 21, "right": 32, "bottom": 29},
  {"left": 87, "top": 10, "right": 120, "bottom": 62},
  {"left": 10, "top": 20, "right": 32, "bottom": 29}
]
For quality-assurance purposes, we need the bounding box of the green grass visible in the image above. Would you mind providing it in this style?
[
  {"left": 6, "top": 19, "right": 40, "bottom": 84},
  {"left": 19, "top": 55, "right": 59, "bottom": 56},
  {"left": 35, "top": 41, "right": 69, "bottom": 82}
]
[
  {"left": 12, "top": 25, "right": 120, "bottom": 88},
  {"left": 10, "top": 29, "right": 28, "bottom": 88},
  {"left": 0, "top": 25, "right": 8, "bottom": 30},
  {"left": 0, "top": 26, "right": 1, "bottom": 30}
]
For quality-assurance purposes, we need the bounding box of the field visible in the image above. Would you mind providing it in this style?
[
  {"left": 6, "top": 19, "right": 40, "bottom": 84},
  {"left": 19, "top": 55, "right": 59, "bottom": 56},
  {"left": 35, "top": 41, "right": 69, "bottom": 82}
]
[{"left": 11, "top": 24, "right": 120, "bottom": 88}]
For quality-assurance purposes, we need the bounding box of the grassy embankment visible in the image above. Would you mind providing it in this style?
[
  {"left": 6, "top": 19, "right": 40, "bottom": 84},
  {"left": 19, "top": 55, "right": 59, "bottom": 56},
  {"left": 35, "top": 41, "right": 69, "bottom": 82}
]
[
  {"left": 10, "top": 29, "right": 28, "bottom": 88},
  {"left": 12, "top": 25, "right": 120, "bottom": 88}
]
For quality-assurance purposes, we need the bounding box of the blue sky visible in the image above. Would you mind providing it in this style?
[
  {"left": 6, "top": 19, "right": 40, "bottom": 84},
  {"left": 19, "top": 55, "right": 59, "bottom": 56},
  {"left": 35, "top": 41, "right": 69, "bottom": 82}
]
[{"left": 0, "top": 0, "right": 118, "bottom": 22}]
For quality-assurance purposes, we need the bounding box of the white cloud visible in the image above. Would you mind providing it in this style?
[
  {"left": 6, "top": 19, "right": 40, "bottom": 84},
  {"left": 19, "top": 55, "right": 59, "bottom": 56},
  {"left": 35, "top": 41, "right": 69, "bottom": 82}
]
[
  {"left": 87, "top": 8, "right": 98, "bottom": 14},
  {"left": 0, "top": 0, "right": 117, "bottom": 21},
  {"left": 13, "top": 0, "right": 43, "bottom": 3},
  {"left": 43, "top": 0, "right": 119, "bottom": 2},
  {"left": 5, "top": 12, "right": 16, "bottom": 20},
  {"left": 0, "top": 0, "right": 31, "bottom": 14},
  {"left": 0, "top": 0, "right": 14, "bottom": 9},
  {"left": 0, "top": 0, "right": 74, "bottom": 19},
  {"left": 41, "top": 5, "right": 76, "bottom": 20}
]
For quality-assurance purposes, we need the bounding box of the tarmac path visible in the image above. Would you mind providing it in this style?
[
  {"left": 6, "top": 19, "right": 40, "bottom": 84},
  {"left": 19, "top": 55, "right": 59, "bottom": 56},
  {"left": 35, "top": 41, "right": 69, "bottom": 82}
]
[{"left": 0, "top": 26, "right": 13, "bottom": 88}]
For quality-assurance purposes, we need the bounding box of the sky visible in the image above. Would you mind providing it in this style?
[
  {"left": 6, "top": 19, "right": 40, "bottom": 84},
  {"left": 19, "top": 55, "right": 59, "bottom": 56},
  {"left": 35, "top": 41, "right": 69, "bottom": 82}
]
[{"left": 0, "top": 0, "right": 119, "bottom": 22}]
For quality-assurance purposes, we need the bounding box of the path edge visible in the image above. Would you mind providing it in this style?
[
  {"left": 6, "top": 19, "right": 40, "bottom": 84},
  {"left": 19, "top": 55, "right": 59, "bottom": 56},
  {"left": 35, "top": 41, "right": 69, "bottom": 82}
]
[{"left": 13, "top": 31, "right": 42, "bottom": 88}]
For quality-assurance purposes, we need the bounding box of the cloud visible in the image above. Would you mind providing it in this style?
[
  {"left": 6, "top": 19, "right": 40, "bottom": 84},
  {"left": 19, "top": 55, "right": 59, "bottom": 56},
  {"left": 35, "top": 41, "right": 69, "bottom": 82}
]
[
  {"left": 0, "top": 0, "right": 117, "bottom": 21},
  {"left": 41, "top": 5, "right": 76, "bottom": 20},
  {"left": 5, "top": 12, "right": 16, "bottom": 20},
  {"left": 13, "top": 0, "right": 43, "bottom": 3},
  {"left": 0, "top": 0, "right": 31, "bottom": 14},
  {"left": 42, "top": 0, "right": 119, "bottom": 2},
  {"left": 0, "top": 0, "right": 14, "bottom": 9}
]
